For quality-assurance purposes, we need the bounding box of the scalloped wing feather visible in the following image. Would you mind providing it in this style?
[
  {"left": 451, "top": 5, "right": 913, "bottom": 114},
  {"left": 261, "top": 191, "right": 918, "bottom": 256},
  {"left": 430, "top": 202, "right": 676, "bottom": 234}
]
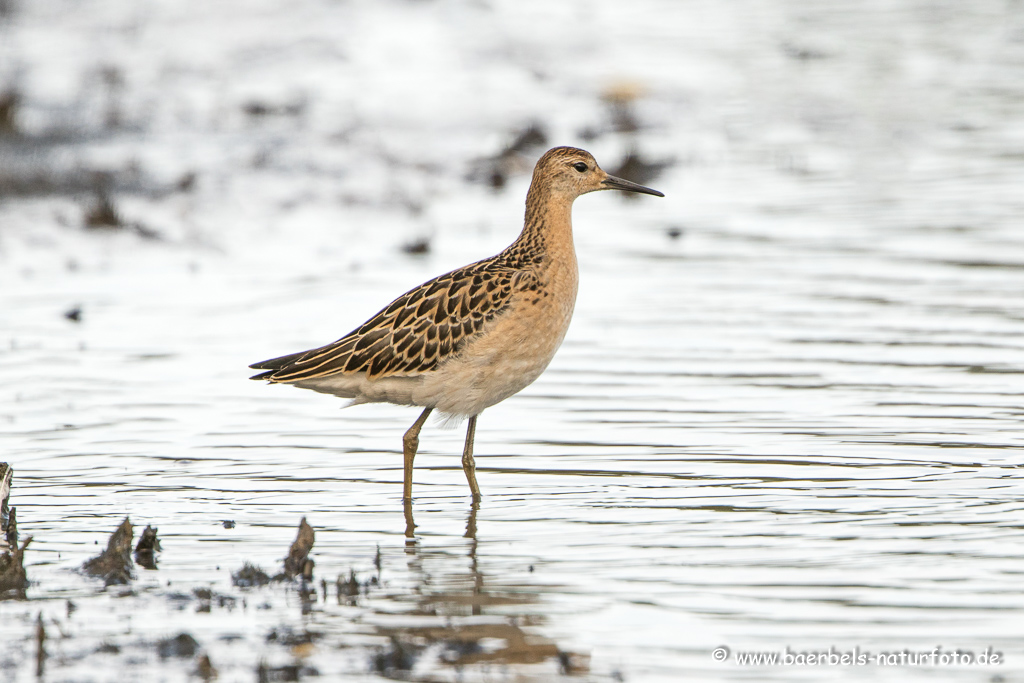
[{"left": 249, "top": 260, "right": 533, "bottom": 383}]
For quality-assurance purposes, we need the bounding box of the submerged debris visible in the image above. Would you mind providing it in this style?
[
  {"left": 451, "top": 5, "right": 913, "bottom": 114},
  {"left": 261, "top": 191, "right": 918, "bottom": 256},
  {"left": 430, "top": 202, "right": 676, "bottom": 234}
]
[
  {"left": 0, "top": 88, "right": 19, "bottom": 137},
  {"left": 0, "top": 148, "right": 177, "bottom": 200},
  {"left": 195, "top": 653, "right": 218, "bottom": 681},
  {"left": 82, "top": 517, "right": 134, "bottom": 585},
  {"left": 283, "top": 518, "right": 315, "bottom": 580},
  {"left": 35, "top": 613, "right": 45, "bottom": 677},
  {"left": 469, "top": 123, "right": 548, "bottom": 190},
  {"left": 232, "top": 562, "right": 271, "bottom": 588},
  {"left": 257, "top": 660, "right": 312, "bottom": 682},
  {"left": 0, "top": 536, "right": 31, "bottom": 596},
  {"left": 1, "top": 462, "right": 11, "bottom": 539},
  {"left": 335, "top": 568, "right": 378, "bottom": 605},
  {"left": 134, "top": 524, "right": 161, "bottom": 570},
  {"left": 192, "top": 586, "right": 236, "bottom": 612},
  {"left": 558, "top": 650, "right": 591, "bottom": 675},
  {"left": 233, "top": 518, "right": 317, "bottom": 587},
  {"left": 507, "top": 124, "right": 546, "bottom": 152},
  {"left": 82, "top": 178, "right": 161, "bottom": 239},
  {"left": 338, "top": 570, "right": 359, "bottom": 600},
  {"left": 135, "top": 525, "right": 160, "bottom": 553},
  {"left": 0, "top": 462, "right": 30, "bottom": 597},
  {"left": 243, "top": 98, "right": 305, "bottom": 118},
  {"left": 401, "top": 236, "right": 431, "bottom": 255},
  {"left": 84, "top": 190, "right": 121, "bottom": 228},
  {"left": 157, "top": 632, "right": 200, "bottom": 659},
  {"left": 373, "top": 636, "right": 419, "bottom": 675},
  {"left": 607, "top": 150, "right": 673, "bottom": 192},
  {"left": 265, "top": 626, "right": 320, "bottom": 649}
]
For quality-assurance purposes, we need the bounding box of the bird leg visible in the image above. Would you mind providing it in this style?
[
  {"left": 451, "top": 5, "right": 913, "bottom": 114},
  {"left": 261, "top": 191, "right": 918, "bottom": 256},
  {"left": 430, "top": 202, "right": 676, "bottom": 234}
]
[
  {"left": 403, "top": 407, "right": 433, "bottom": 501},
  {"left": 462, "top": 415, "right": 481, "bottom": 500},
  {"left": 403, "top": 498, "right": 416, "bottom": 538}
]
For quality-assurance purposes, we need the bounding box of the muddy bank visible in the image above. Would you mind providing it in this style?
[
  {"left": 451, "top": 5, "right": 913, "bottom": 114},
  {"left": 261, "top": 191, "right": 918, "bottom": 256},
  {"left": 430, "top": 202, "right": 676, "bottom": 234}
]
[{"left": 1, "top": 468, "right": 577, "bottom": 681}]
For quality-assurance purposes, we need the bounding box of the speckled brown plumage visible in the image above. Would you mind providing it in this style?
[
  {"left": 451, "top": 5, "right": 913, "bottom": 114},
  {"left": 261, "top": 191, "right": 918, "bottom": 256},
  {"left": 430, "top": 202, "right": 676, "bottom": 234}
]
[
  {"left": 250, "top": 254, "right": 543, "bottom": 382},
  {"left": 249, "top": 146, "right": 663, "bottom": 501}
]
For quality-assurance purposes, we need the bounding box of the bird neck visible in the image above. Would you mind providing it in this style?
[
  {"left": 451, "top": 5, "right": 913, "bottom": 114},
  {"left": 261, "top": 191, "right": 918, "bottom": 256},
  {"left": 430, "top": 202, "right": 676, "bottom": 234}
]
[{"left": 509, "top": 183, "right": 576, "bottom": 267}]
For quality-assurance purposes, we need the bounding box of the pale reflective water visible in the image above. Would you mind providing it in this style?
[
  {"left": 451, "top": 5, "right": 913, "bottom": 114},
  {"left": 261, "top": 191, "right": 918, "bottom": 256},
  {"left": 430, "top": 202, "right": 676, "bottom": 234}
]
[{"left": 2, "top": 0, "right": 1024, "bottom": 681}]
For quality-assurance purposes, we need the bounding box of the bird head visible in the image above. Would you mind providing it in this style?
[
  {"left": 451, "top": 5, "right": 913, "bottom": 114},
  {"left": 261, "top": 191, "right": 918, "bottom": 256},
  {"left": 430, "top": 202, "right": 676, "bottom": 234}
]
[{"left": 531, "top": 146, "right": 664, "bottom": 200}]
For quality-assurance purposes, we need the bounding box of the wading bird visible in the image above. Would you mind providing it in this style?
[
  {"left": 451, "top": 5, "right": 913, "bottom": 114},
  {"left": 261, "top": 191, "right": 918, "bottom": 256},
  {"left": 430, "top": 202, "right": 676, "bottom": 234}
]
[{"left": 250, "top": 147, "right": 663, "bottom": 500}]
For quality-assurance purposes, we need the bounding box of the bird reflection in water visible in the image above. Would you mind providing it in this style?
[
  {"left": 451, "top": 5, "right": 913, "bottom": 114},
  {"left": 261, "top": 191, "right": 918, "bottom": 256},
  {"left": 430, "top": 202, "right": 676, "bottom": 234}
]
[{"left": 374, "top": 501, "right": 588, "bottom": 676}]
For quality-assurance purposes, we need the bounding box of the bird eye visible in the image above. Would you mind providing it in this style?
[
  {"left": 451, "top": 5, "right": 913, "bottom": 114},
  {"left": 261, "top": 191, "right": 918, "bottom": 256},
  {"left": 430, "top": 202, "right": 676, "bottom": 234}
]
[{"left": 573, "top": 162, "right": 588, "bottom": 173}]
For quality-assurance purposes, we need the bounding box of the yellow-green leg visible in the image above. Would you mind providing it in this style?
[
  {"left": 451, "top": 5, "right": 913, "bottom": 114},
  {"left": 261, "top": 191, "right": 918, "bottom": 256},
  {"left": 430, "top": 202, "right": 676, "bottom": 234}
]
[
  {"left": 462, "top": 415, "right": 481, "bottom": 500},
  {"left": 403, "top": 498, "right": 416, "bottom": 538},
  {"left": 403, "top": 407, "right": 432, "bottom": 501}
]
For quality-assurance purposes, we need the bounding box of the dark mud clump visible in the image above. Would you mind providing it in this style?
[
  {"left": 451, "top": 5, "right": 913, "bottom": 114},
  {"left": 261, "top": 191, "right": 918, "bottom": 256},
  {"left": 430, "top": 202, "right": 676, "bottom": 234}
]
[
  {"left": 1, "top": 461, "right": 11, "bottom": 537},
  {"left": 195, "top": 653, "right": 217, "bottom": 681},
  {"left": 335, "top": 568, "right": 377, "bottom": 605},
  {"left": 233, "top": 518, "right": 316, "bottom": 588},
  {"left": 401, "top": 236, "right": 431, "bottom": 256},
  {"left": 0, "top": 536, "right": 31, "bottom": 596},
  {"left": 82, "top": 517, "right": 134, "bottom": 585},
  {"left": 4, "top": 505, "right": 16, "bottom": 548},
  {"left": 81, "top": 176, "right": 161, "bottom": 239},
  {"left": 232, "top": 562, "right": 271, "bottom": 588},
  {"left": 192, "top": 587, "right": 236, "bottom": 612},
  {"left": 1, "top": 462, "right": 30, "bottom": 598},
  {"left": 607, "top": 149, "right": 673, "bottom": 193},
  {"left": 157, "top": 632, "right": 200, "bottom": 659},
  {"left": 337, "top": 569, "right": 360, "bottom": 603},
  {"left": 84, "top": 189, "right": 121, "bottom": 228},
  {"left": 0, "top": 88, "right": 20, "bottom": 137},
  {"left": 242, "top": 98, "right": 305, "bottom": 118},
  {"left": 373, "top": 636, "right": 419, "bottom": 675},
  {"left": 283, "top": 517, "right": 314, "bottom": 580},
  {"left": 469, "top": 123, "right": 548, "bottom": 190},
  {"left": 134, "top": 524, "right": 161, "bottom": 570}
]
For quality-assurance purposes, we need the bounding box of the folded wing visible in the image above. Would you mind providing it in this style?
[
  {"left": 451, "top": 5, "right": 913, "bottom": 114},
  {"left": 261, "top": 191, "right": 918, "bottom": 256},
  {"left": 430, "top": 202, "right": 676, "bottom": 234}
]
[{"left": 250, "top": 260, "right": 531, "bottom": 383}]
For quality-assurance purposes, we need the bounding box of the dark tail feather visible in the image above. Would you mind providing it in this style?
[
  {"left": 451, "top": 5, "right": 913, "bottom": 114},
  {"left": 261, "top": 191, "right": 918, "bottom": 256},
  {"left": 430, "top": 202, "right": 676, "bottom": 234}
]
[
  {"left": 249, "top": 349, "right": 310, "bottom": 380},
  {"left": 249, "top": 369, "right": 277, "bottom": 381}
]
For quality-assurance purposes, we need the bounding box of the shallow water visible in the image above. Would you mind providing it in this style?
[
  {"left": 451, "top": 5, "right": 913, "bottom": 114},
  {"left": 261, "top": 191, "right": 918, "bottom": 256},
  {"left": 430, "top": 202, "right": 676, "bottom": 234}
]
[{"left": 2, "top": 0, "right": 1024, "bottom": 681}]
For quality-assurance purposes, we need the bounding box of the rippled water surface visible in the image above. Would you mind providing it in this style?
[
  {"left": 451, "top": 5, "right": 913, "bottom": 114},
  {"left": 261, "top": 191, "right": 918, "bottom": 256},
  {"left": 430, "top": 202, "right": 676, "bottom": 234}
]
[{"left": 2, "top": 0, "right": 1024, "bottom": 681}]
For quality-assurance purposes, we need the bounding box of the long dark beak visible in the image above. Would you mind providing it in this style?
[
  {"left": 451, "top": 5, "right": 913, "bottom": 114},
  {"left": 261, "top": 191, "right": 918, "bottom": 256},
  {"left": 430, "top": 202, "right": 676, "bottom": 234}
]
[{"left": 601, "top": 174, "right": 665, "bottom": 197}]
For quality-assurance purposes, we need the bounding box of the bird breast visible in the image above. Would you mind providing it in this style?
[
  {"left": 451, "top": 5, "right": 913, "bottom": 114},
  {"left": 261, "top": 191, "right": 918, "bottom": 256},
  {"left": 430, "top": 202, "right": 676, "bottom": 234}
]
[{"left": 413, "top": 257, "right": 579, "bottom": 417}]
